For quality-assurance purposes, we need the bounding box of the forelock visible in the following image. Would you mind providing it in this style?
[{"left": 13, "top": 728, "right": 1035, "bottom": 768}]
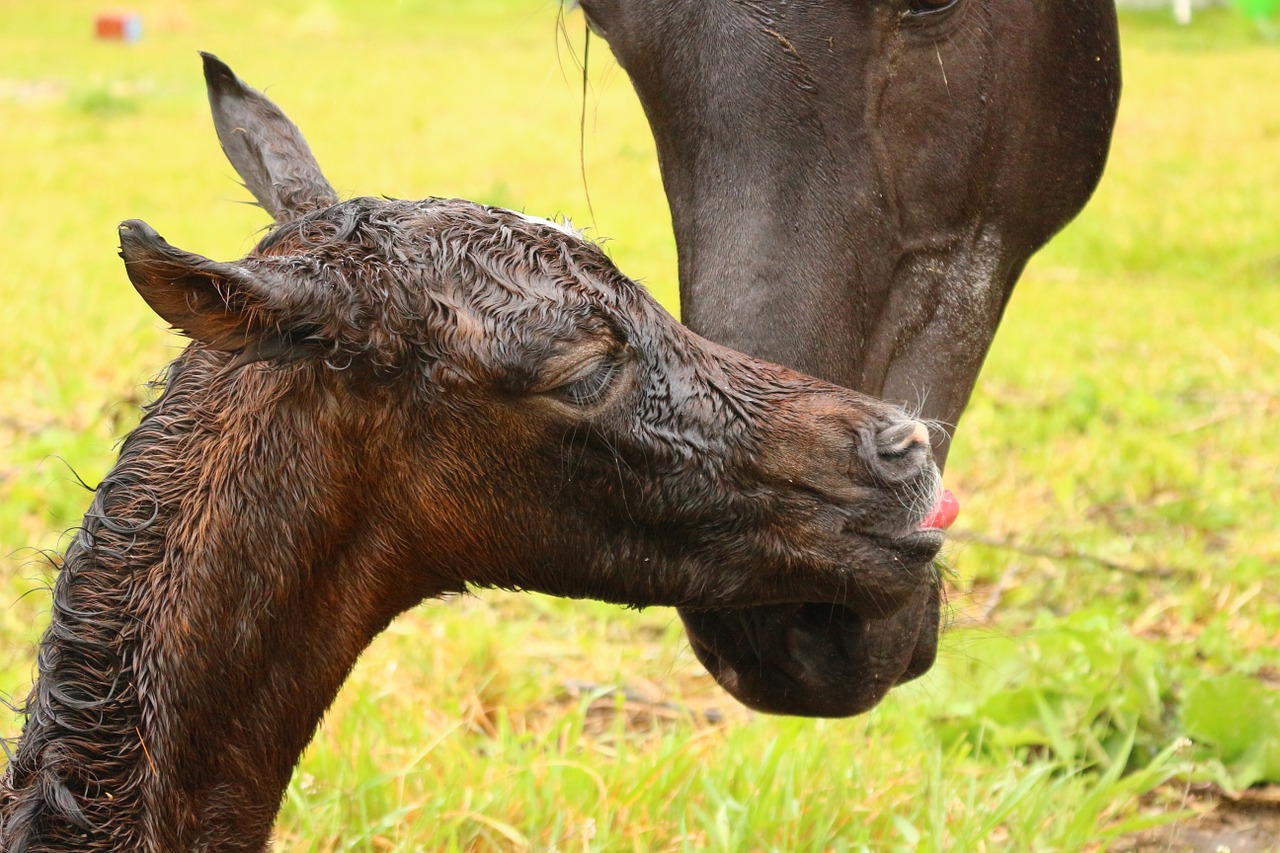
[{"left": 238, "top": 197, "right": 645, "bottom": 381}]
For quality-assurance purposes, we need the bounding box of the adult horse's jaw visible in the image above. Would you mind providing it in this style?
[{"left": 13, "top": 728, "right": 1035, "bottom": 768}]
[
  {"left": 579, "top": 0, "right": 1122, "bottom": 715},
  {"left": 681, "top": 492, "right": 954, "bottom": 718},
  {"left": 682, "top": 593, "right": 942, "bottom": 718}
]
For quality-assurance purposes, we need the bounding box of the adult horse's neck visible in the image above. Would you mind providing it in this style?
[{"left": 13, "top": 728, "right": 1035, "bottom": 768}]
[{"left": 1, "top": 351, "right": 422, "bottom": 852}]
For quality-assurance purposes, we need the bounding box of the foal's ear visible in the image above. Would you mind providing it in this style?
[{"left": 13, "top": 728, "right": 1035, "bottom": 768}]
[
  {"left": 119, "top": 219, "right": 296, "bottom": 360},
  {"left": 201, "top": 52, "right": 338, "bottom": 223}
]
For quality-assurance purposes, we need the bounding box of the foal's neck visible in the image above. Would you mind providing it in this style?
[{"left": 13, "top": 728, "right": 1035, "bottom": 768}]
[{"left": 1, "top": 354, "right": 422, "bottom": 852}]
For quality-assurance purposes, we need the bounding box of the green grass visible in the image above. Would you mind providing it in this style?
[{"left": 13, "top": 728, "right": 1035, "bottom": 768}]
[{"left": 2, "top": 3, "right": 1278, "bottom": 850}]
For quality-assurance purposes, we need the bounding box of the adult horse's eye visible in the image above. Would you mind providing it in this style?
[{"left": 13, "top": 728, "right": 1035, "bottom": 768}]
[
  {"left": 903, "top": 0, "right": 960, "bottom": 17},
  {"left": 550, "top": 354, "right": 623, "bottom": 406}
]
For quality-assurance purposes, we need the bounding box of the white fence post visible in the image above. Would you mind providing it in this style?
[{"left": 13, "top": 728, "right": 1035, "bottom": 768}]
[{"left": 1174, "top": 0, "right": 1194, "bottom": 24}]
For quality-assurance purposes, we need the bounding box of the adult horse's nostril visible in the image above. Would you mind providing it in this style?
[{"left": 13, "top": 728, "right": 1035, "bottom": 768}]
[{"left": 875, "top": 419, "right": 930, "bottom": 459}]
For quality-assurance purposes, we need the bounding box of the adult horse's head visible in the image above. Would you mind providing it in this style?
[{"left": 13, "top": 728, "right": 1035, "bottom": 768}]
[{"left": 576, "top": 0, "right": 1122, "bottom": 715}]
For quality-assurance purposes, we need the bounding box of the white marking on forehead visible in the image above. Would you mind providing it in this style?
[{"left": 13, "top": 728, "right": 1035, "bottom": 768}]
[{"left": 504, "top": 208, "right": 584, "bottom": 238}]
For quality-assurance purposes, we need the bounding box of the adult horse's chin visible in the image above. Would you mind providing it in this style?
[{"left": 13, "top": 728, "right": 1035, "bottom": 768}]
[
  {"left": 681, "top": 497, "right": 953, "bottom": 717},
  {"left": 681, "top": 589, "right": 940, "bottom": 718}
]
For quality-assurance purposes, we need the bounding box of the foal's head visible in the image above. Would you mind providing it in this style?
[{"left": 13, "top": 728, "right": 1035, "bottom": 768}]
[{"left": 119, "top": 54, "right": 949, "bottom": 706}]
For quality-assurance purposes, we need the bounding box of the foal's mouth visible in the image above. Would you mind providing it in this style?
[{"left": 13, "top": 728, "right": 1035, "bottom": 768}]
[
  {"left": 677, "top": 483, "right": 955, "bottom": 717},
  {"left": 819, "top": 484, "right": 957, "bottom": 618},
  {"left": 846, "top": 484, "right": 959, "bottom": 548},
  {"left": 892, "top": 483, "right": 960, "bottom": 540}
]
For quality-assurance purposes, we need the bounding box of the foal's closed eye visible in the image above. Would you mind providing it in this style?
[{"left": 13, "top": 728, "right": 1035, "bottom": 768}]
[
  {"left": 551, "top": 355, "right": 623, "bottom": 406},
  {"left": 902, "top": 0, "right": 961, "bottom": 19}
]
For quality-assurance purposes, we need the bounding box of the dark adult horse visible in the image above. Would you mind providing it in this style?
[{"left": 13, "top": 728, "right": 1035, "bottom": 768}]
[{"left": 574, "top": 0, "right": 1122, "bottom": 716}]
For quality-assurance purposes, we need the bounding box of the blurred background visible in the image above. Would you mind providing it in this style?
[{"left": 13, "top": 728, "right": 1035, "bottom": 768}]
[{"left": 1, "top": 2, "right": 1277, "bottom": 850}]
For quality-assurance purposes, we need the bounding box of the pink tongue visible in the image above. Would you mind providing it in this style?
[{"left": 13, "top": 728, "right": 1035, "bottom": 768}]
[{"left": 920, "top": 489, "right": 959, "bottom": 531}]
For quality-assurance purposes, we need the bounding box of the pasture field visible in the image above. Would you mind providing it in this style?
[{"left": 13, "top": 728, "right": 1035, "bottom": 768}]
[{"left": 1, "top": 2, "right": 1278, "bottom": 850}]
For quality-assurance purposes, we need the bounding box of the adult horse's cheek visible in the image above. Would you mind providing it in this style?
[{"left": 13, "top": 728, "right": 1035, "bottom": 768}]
[
  {"left": 916, "top": 4, "right": 1120, "bottom": 272},
  {"left": 866, "top": 41, "right": 995, "bottom": 238}
]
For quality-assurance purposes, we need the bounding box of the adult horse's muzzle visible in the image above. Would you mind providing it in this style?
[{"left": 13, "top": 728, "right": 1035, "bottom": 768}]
[
  {"left": 680, "top": 589, "right": 942, "bottom": 717},
  {"left": 680, "top": 476, "right": 957, "bottom": 718}
]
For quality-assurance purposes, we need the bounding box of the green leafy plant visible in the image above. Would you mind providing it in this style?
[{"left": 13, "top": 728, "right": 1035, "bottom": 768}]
[{"left": 1183, "top": 674, "right": 1280, "bottom": 788}]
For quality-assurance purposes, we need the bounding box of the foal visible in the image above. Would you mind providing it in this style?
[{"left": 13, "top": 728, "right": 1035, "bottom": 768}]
[{"left": 0, "top": 55, "right": 947, "bottom": 852}]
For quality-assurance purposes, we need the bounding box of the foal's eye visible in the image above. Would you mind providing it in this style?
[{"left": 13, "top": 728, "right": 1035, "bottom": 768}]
[
  {"left": 551, "top": 355, "right": 623, "bottom": 407},
  {"left": 903, "top": 0, "right": 960, "bottom": 17}
]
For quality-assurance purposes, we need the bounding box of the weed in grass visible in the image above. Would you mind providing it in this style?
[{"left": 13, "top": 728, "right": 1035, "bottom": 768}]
[
  {"left": 66, "top": 84, "right": 141, "bottom": 117},
  {"left": 1183, "top": 674, "right": 1280, "bottom": 789}
]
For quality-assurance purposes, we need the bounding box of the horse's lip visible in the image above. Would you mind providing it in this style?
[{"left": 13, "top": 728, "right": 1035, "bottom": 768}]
[
  {"left": 887, "top": 528, "right": 946, "bottom": 553},
  {"left": 840, "top": 522, "right": 946, "bottom": 557},
  {"left": 848, "top": 528, "right": 944, "bottom": 620}
]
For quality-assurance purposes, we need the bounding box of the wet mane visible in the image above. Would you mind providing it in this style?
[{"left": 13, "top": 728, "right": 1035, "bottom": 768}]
[
  {"left": 1, "top": 358, "right": 209, "bottom": 851},
  {"left": 244, "top": 197, "right": 636, "bottom": 381}
]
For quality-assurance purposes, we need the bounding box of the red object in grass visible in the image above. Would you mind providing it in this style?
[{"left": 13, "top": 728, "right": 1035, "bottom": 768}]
[
  {"left": 921, "top": 489, "right": 959, "bottom": 531},
  {"left": 95, "top": 13, "right": 143, "bottom": 43}
]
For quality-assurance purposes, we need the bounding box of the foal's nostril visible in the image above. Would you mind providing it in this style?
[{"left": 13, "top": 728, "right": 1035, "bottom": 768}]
[{"left": 875, "top": 420, "right": 931, "bottom": 459}]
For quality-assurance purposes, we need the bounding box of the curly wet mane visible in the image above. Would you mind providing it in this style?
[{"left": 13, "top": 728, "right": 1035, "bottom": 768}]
[
  {"left": 1, "top": 358, "right": 210, "bottom": 851},
  {"left": 241, "top": 197, "right": 636, "bottom": 376}
]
